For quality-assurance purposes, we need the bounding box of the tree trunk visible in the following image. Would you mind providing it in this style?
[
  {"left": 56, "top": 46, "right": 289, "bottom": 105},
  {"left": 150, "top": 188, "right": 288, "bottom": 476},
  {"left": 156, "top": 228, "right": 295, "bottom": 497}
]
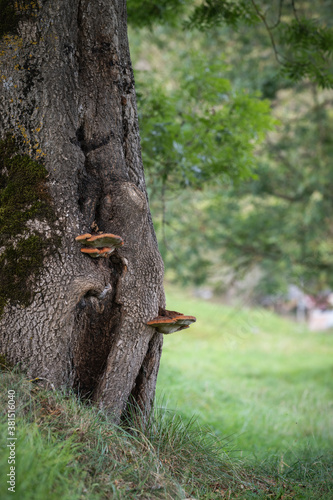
[{"left": 0, "top": 0, "right": 165, "bottom": 421}]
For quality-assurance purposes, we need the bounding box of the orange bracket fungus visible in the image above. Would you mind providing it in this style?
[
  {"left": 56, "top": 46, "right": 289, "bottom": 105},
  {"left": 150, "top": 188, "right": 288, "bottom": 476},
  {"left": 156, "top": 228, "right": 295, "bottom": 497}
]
[
  {"left": 147, "top": 309, "right": 196, "bottom": 334},
  {"left": 75, "top": 233, "right": 124, "bottom": 258},
  {"left": 80, "top": 247, "right": 115, "bottom": 258}
]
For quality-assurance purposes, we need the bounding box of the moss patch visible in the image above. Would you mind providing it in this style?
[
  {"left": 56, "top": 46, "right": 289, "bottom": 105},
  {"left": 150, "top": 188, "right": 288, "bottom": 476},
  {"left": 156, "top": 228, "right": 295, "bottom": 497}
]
[
  {"left": 0, "top": 352, "right": 12, "bottom": 370},
  {"left": 0, "top": 135, "right": 60, "bottom": 316},
  {"left": 0, "top": 137, "right": 55, "bottom": 237},
  {"left": 0, "top": 0, "right": 39, "bottom": 39}
]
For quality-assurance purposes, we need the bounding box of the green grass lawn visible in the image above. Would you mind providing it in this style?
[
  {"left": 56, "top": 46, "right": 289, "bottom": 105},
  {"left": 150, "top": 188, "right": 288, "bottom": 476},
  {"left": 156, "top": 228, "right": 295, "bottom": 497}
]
[
  {"left": 1, "top": 287, "right": 332, "bottom": 498},
  {"left": 157, "top": 286, "right": 333, "bottom": 461}
]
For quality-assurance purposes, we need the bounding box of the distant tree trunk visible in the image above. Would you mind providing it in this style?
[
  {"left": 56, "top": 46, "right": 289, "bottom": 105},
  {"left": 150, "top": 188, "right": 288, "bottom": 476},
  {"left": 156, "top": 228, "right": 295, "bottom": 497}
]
[{"left": 0, "top": 0, "right": 165, "bottom": 422}]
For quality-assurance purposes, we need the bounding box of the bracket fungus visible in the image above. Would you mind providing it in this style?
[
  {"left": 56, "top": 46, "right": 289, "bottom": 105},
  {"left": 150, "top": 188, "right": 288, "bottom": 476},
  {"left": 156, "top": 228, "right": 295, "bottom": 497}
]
[
  {"left": 75, "top": 233, "right": 124, "bottom": 258},
  {"left": 80, "top": 247, "right": 115, "bottom": 258},
  {"left": 147, "top": 309, "right": 196, "bottom": 334}
]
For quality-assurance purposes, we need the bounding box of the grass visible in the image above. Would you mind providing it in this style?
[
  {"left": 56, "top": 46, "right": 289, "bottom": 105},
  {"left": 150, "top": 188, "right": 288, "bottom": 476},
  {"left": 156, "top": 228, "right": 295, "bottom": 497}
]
[
  {"left": 0, "top": 370, "right": 254, "bottom": 499},
  {"left": 158, "top": 286, "right": 333, "bottom": 459},
  {"left": 1, "top": 371, "right": 332, "bottom": 499},
  {"left": 0, "top": 287, "right": 332, "bottom": 498}
]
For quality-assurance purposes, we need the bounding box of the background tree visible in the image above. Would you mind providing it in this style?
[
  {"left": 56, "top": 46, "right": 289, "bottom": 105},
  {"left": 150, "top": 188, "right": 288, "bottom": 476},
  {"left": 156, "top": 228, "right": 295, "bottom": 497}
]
[{"left": 129, "top": 0, "right": 333, "bottom": 299}]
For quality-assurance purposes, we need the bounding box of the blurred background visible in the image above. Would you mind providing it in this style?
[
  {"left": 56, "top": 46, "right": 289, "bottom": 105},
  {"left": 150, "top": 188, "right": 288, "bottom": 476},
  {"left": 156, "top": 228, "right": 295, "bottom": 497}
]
[{"left": 127, "top": 0, "right": 333, "bottom": 461}]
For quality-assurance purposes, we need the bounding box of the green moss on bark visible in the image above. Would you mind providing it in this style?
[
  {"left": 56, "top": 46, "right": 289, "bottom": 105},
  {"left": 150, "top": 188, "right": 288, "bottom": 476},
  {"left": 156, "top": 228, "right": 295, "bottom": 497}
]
[
  {"left": 0, "top": 137, "right": 55, "bottom": 237},
  {"left": 0, "top": 0, "right": 40, "bottom": 38},
  {"left": 0, "top": 352, "right": 12, "bottom": 370},
  {"left": 0, "top": 135, "right": 60, "bottom": 316},
  {"left": 0, "top": 0, "right": 18, "bottom": 38}
]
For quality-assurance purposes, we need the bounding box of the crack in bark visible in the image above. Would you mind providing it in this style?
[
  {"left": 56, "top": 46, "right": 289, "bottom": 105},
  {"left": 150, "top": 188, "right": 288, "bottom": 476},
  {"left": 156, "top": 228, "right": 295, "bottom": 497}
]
[
  {"left": 76, "top": 125, "right": 103, "bottom": 226},
  {"left": 72, "top": 252, "right": 125, "bottom": 398},
  {"left": 75, "top": 125, "right": 112, "bottom": 154},
  {"left": 122, "top": 331, "right": 163, "bottom": 422}
]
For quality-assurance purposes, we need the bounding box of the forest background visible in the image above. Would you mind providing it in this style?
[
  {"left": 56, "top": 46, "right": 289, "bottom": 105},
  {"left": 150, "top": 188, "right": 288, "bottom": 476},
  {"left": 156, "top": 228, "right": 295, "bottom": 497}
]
[
  {"left": 129, "top": 1, "right": 333, "bottom": 494},
  {"left": 128, "top": 0, "right": 333, "bottom": 301}
]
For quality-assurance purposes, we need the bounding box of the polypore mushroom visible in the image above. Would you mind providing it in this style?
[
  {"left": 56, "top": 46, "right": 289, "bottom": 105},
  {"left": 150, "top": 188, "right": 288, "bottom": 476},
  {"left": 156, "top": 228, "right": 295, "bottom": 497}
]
[
  {"left": 86, "top": 233, "right": 124, "bottom": 248},
  {"left": 75, "top": 233, "right": 92, "bottom": 244},
  {"left": 146, "top": 317, "right": 182, "bottom": 334},
  {"left": 80, "top": 247, "right": 114, "bottom": 258},
  {"left": 80, "top": 247, "right": 101, "bottom": 258},
  {"left": 172, "top": 315, "right": 196, "bottom": 327},
  {"left": 76, "top": 233, "right": 124, "bottom": 248},
  {"left": 159, "top": 309, "right": 196, "bottom": 326},
  {"left": 76, "top": 232, "right": 124, "bottom": 258},
  {"left": 95, "top": 247, "right": 115, "bottom": 257},
  {"left": 147, "top": 311, "right": 196, "bottom": 334}
]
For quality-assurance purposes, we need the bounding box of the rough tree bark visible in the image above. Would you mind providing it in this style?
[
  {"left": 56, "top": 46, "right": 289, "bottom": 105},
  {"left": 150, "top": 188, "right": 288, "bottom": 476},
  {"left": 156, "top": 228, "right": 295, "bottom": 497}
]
[{"left": 0, "top": 0, "right": 165, "bottom": 421}]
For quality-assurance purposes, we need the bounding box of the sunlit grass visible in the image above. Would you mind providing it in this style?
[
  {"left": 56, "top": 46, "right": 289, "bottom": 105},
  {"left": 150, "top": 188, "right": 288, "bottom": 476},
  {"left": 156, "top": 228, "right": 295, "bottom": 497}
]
[
  {"left": 1, "top": 297, "right": 332, "bottom": 499},
  {"left": 0, "top": 371, "right": 255, "bottom": 499},
  {"left": 157, "top": 285, "right": 333, "bottom": 458}
]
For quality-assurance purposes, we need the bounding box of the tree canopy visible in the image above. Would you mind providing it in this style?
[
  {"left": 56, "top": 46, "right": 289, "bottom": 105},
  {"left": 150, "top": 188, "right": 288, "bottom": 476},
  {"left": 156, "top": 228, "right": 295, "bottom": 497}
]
[
  {"left": 128, "top": 0, "right": 333, "bottom": 88},
  {"left": 127, "top": 0, "right": 333, "bottom": 298}
]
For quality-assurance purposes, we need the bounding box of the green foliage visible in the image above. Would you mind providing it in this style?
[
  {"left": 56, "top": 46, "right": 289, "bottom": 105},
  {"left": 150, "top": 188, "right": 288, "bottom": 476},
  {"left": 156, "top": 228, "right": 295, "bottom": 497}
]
[
  {"left": 129, "top": 0, "right": 333, "bottom": 89},
  {"left": 136, "top": 51, "right": 274, "bottom": 192},
  {"left": 0, "top": 136, "right": 59, "bottom": 316},
  {"left": 281, "top": 18, "right": 333, "bottom": 88},
  {"left": 283, "top": 17, "right": 333, "bottom": 54},
  {"left": 154, "top": 100, "right": 333, "bottom": 293},
  {"left": 130, "top": 11, "right": 333, "bottom": 293},
  {"left": 185, "top": 0, "right": 258, "bottom": 30},
  {"left": 206, "top": 84, "right": 333, "bottom": 295},
  {"left": 188, "top": 1, "right": 333, "bottom": 89},
  {"left": 127, "top": 0, "right": 191, "bottom": 28},
  {"left": 130, "top": 27, "right": 276, "bottom": 288}
]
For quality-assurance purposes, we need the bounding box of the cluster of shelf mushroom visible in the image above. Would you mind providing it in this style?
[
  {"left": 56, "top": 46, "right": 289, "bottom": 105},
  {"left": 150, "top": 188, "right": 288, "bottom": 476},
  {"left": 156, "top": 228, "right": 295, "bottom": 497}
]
[
  {"left": 75, "top": 233, "right": 196, "bottom": 333},
  {"left": 75, "top": 233, "right": 124, "bottom": 258},
  {"left": 147, "top": 309, "right": 196, "bottom": 334}
]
